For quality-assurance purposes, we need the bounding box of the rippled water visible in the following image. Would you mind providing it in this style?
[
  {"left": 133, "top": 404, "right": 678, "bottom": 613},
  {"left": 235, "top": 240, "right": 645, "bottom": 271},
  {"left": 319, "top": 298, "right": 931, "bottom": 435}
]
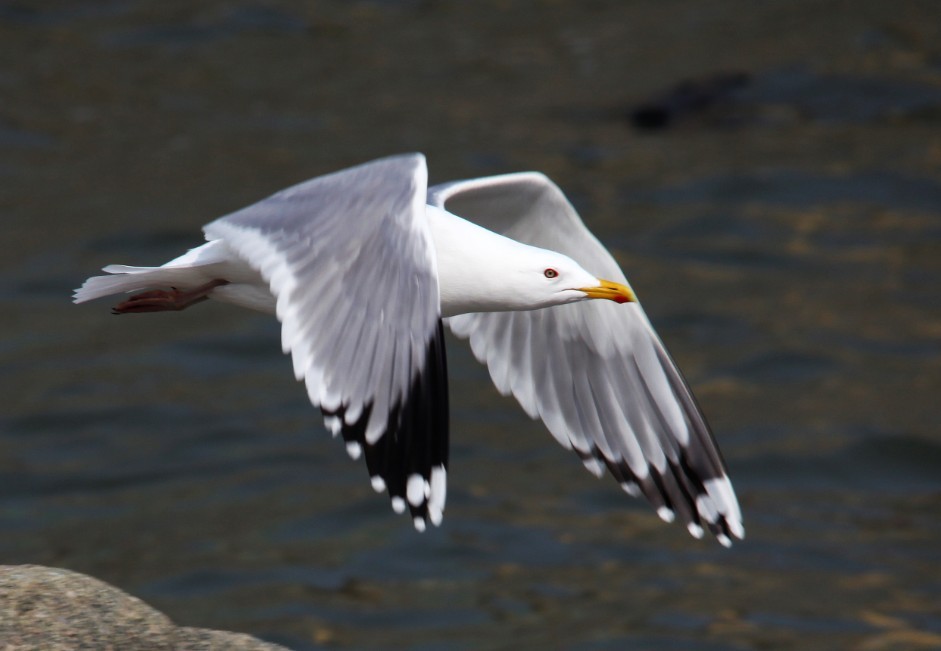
[{"left": 3, "top": 2, "right": 941, "bottom": 649}]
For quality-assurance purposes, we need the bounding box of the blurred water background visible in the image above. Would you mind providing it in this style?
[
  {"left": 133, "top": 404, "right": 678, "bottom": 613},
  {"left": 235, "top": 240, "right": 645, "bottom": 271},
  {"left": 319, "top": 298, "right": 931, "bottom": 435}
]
[{"left": 2, "top": 1, "right": 941, "bottom": 649}]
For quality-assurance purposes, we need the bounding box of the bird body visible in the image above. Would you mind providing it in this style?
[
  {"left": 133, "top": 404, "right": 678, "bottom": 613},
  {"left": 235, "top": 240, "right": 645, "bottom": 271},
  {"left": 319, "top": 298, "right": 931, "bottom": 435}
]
[
  {"left": 75, "top": 153, "right": 743, "bottom": 545},
  {"left": 84, "top": 205, "right": 603, "bottom": 318}
]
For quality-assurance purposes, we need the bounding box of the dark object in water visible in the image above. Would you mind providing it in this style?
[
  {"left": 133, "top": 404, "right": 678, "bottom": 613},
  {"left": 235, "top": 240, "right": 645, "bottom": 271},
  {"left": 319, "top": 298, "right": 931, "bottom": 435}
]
[{"left": 629, "top": 72, "right": 751, "bottom": 130}]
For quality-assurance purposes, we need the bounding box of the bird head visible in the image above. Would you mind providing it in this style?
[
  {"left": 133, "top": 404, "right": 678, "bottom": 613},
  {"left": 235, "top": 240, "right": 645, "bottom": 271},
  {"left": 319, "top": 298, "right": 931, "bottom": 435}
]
[{"left": 524, "top": 252, "right": 636, "bottom": 308}]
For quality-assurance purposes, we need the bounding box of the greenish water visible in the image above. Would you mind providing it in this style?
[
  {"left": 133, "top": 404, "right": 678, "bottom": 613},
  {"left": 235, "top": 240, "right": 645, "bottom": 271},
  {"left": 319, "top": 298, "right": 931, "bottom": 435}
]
[{"left": 2, "top": 2, "right": 941, "bottom": 649}]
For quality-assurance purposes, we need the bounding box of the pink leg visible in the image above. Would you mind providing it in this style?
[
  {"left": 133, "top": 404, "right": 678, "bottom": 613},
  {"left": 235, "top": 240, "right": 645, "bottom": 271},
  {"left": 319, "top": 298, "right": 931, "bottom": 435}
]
[{"left": 112, "top": 279, "right": 229, "bottom": 314}]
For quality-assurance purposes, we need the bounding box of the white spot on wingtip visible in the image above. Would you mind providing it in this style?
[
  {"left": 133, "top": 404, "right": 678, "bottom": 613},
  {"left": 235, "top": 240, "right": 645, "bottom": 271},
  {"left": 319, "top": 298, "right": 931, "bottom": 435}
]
[
  {"left": 345, "top": 441, "right": 362, "bottom": 460},
  {"left": 344, "top": 402, "right": 363, "bottom": 425},
  {"left": 687, "top": 522, "right": 705, "bottom": 539},
  {"left": 582, "top": 457, "right": 605, "bottom": 478},
  {"left": 704, "top": 476, "right": 743, "bottom": 524},
  {"left": 429, "top": 466, "right": 447, "bottom": 515},
  {"left": 413, "top": 517, "right": 426, "bottom": 532},
  {"left": 391, "top": 497, "right": 406, "bottom": 514},
  {"left": 406, "top": 474, "right": 424, "bottom": 507},
  {"left": 428, "top": 506, "right": 443, "bottom": 527},
  {"left": 656, "top": 506, "right": 675, "bottom": 523},
  {"left": 370, "top": 476, "right": 386, "bottom": 493},
  {"left": 717, "top": 533, "right": 733, "bottom": 548},
  {"left": 621, "top": 482, "right": 640, "bottom": 498},
  {"left": 728, "top": 518, "right": 746, "bottom": 540},
  {"left": 696, "top": 495, "right": 719, "bottom": 523},
  {"left": 324, "top": 416, "right": 341, "bottom": 437}
]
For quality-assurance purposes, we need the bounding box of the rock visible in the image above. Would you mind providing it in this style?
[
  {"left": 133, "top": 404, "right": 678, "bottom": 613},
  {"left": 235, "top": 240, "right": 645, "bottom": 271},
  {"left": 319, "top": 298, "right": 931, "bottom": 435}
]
[
  {"left": 0, "top": 565, "right": 291, "bottom": 651},
  {"left": 176, "top": 627, "right": 295, "bottom": 651}
]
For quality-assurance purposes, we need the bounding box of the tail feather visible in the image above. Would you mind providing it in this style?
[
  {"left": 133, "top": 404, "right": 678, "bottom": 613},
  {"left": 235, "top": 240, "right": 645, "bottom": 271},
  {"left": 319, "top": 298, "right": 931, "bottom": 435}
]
[
  {"left": 73, "top": 267, "right": 211, "bottom": 304},
  {"left": 101, "top": 264, "right": 161, "bottom": 274}
]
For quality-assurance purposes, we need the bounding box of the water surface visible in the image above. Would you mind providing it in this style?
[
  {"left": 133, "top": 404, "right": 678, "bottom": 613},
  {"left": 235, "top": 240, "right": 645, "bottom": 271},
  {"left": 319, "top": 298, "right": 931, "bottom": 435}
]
[{"left": 2, "top": 1, "right": 941, "bottom": 649}]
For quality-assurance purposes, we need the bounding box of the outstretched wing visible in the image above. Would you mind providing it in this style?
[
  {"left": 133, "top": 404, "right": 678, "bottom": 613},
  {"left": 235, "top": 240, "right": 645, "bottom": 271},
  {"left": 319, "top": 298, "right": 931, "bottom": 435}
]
[
  {"left": 206, "top": 154, "right": 448, "bottom": 529},
  {"left": 428, "top": 173, "right": 743, "bottom": 545}
]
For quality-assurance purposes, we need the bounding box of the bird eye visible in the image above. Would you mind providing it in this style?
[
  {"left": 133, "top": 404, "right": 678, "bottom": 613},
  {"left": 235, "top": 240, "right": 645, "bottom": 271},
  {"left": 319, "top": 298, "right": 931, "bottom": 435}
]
[{"left": 544, "top": 268, "right": 558, "bottom": 279}]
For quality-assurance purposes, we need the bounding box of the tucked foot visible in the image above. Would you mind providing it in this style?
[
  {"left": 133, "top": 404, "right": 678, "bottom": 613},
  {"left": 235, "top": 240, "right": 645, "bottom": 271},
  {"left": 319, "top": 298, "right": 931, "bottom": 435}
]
[{"left": 112, "top": 279, "right": 229, "bottom": 314}]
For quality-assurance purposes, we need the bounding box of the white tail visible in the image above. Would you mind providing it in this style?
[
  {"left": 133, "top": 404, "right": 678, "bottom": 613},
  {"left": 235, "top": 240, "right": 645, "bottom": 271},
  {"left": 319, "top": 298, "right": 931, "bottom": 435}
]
[{"left": 73, "top": 266, "right": 213, "bottom": 304}]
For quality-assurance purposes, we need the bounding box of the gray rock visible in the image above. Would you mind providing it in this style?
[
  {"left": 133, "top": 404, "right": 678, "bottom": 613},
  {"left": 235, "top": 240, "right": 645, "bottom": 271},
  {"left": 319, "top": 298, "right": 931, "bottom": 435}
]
[{"left": 0, "top": 565, "right": 291, "bottom": 651}]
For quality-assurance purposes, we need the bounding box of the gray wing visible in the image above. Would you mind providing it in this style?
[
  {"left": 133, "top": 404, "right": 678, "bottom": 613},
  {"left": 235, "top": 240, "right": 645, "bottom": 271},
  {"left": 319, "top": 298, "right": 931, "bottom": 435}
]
[
  {"left": 206, "top": 154, "right": 449, "bottom": 529},
  {"left": 428, "top": 173, "right": 743, "bottom": 545}
]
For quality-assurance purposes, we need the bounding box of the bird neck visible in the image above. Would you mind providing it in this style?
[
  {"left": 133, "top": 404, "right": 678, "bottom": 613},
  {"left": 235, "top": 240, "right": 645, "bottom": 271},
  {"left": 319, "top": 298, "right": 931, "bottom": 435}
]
[{"left": 427, "top": 206, "right": 550, "bottom": 317}]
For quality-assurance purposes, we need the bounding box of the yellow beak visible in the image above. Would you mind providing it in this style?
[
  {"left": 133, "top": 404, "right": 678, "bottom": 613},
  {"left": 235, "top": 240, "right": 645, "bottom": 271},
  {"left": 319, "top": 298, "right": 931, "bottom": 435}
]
[{"left": 579, "top": 279, "right": 637, "bottom": 304}]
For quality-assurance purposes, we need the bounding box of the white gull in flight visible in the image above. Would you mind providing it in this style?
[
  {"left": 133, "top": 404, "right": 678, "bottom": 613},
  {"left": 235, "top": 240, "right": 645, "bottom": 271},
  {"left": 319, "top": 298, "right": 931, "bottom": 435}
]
[{"left": 74, "top": 153, "right": 743, "bottom": 546}]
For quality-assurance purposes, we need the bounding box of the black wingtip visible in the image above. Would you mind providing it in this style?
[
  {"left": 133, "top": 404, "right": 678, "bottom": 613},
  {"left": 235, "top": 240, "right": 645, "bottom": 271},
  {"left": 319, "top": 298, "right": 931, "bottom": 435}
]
[{"left": 323, "top": 320, "right": 449, "bottom": 530}]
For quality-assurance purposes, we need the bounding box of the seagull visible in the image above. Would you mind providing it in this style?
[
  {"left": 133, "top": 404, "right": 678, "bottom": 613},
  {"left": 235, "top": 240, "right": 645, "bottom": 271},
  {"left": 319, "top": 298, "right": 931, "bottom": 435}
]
[{"left": 74, "top": 153, "right": 743, "bottom": 546}]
